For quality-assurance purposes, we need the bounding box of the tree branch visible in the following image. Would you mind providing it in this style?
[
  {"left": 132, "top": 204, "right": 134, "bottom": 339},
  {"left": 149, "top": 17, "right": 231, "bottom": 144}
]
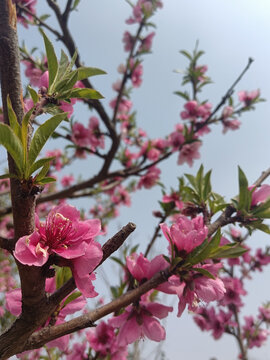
[{"left": 25, "top": 266, "right": 171, "bottom": 350}]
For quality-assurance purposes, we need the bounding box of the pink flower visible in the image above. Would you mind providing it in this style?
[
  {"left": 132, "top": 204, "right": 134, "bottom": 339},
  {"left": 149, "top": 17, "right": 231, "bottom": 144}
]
[
  {"left": 238, "top": 89, "right": 260, "bottom": 106},
  {"left": 122, "top": 31, "right": 135, "bottom": 52},
  {"left": 13, "top": 0, "right": 37, "bottom": 28},
  {"left": 66, "top": 343, "right": 87, "bottom": 360},
  {"left": 14, "top": 204, "right": 103, "bottom": 297},
  {"left": 166, "top": 263, "right": 225, "bottom": 317},
  {"left": 61, "top": 175, "right": 75, "bottom": 187},
  {"left": 129, "top": 58, "right": 143, "bottom": 87},
  {"left": 181, "top": 101, "right": 211, "bottom": 122},
  {"left": 46, "top": 149, "right": 63, "bottom": 171},
  {"left": 250, "top": 184, "right": 270, "bottom": 206},
  {"left": 110, "top": 98, "right": 133, "bottom": 114},
  {"left": 139, "top": 32, "right": 155, "bottom": 52},
  {"left": 168, "top": 128, "right": 185, "bottom": 151},
  {"left": 23, "top": 61, "right": 43, "bottom": 87},
  {"left": 160, "top": 215, "right": 208, "bottom": 255},
  {"left": 137, "top": 166, "right": 161, "bottom": 189},
  {"left": 87, "top": 321, "right": 115, "bottom": 356},
  {"left": 71, "top": 122, "right": 90, "bottom": 147},
  {"left": 194, "top": 307, "right": 236, "bottom": 339},
  {"left": 243, "top": 316, "right": 269, "bottom": 348},
  {"left": 219, "top": 277, "right": 246, "bottom": 309},
  {"left": 178, "top": 141, "right": 201, "bottom": 167},
  {"left": 110, "top": 295, "right": 173, "bottom": 346},
  {"left": 126, "top": 253, "right": 168, "bottom": 281},
  {"left": 88, "top": 116, "right": 105, "bottom": 149}
]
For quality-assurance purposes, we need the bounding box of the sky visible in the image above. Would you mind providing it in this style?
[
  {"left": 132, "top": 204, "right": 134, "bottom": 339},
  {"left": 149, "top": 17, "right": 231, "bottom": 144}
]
[{"left": 7, "top": 0, "right": 270, "bottom": 359}]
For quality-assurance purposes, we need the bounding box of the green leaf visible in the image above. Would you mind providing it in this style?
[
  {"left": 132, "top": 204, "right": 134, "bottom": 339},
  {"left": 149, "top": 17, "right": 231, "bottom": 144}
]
[
  {"left": 174, "top": 91, "right": 190, "bottom": 101},
  {"left": 185, "top": 239, "right": 208, "bottom": 266},
  {"left": 27, "top": 86, "right": 39, "bottom": 104},
  {"left": 238, "top": 166, "right": 251, "bottom": 211},
  {"left": 29, "top": 157, "right": 55, "bottom": 176},
  {"left": 58, "top": 70, "right": 78, "bottom": 92},
  {"left": 251, "top": 198, "right": 270, "bottom": 218},
  {"left": 249, "top": 222, "right": 270, "bottom": 234},
  {"left": 0, "top": 173, "right": 18, "bottom": 179},
  {"left": 65, "top": 50, "right": 77, "bottom": 75},
  {"left": 67, "top": 88, "right": 104, "bottom": 100},
  {"left": 180, "top": 50, "right": 192, "bottom": 60},
  {"left": 185, "top": 173, "right": 196, "bottom": 189},
  {"left": 192, "top": 267, "right": 215, "bottom": 279},
  {"left": 56, "top": 50, "right": 70, "bottom": 82},
  {"left": 40, "top": 29, "right": 58, "bottom": 90},
  {"left": 163, "top": 255, "right": 171, "bottom": 264},
  {"left": 28, "top": 112, "right": 67, "bottom": 166},
  {"left": 37, "top": 176, "right": 56, "bottom": 184},
  {"left": 21, "top": 107, "right": 34, "bottom": 171},
  {"left": 56, "top": 267, "right": 72, "bottom": 289},
  {"left": 39, "top": 14, "right": 50, "bottom": 21},
  {"left": 186, "top": 230, "right": 221, "bottom": 266},
  {"left": 0, "top": 123, "right": 24, "bottom": 176},
  {"left": 110, "top": 256, "right": 125, "bottom": 268},
  {"left": 7, "top": 96, "right": 21, "bottom": 138},
  {"left": 210, "top": 244, "right": 247, "bottom": 259},
  {"left": 196, "top": 164, "right": 204, "bottom": 198},
  {"left": 71, "top": 0, "right": 81, "bottom": 10},
  {"left": 77, "top": 66, "right": 106, "bottom": 80},
  {"left": 62, "top": 291, "right": 82, "bottom": 308},
  {"left": 34, "top": 161, "right": 50, "bottom": 182},
  {"left": 203, "top": 170, "right": 212, "bottom": 201}
]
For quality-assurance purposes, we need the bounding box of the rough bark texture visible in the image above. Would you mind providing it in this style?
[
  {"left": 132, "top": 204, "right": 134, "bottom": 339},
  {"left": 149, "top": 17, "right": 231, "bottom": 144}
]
[{"left": 0, "top": 2, "right": 51, "bottom": 358}]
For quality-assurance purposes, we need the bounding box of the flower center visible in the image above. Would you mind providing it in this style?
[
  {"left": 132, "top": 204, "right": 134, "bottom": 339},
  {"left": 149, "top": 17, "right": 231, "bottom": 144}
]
[{"left": 42, "top": 212, "right": 73, "bottom": 249}]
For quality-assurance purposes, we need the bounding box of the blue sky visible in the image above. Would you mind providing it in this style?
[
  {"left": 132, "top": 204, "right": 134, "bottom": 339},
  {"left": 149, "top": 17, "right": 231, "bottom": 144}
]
[{"left": 10, "top": 1, "right": 270, "bottom": 359}]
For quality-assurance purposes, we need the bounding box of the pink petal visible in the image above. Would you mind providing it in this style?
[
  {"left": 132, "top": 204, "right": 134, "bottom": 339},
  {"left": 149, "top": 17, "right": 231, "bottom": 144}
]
[
  {"left": 5, "top": 289, "right": 22, "bottom": 316},
  {"left": 60, "top": 295, "right": 86, "bottom": 317},
  {"left": 72, "top": 242, "right": 102, "bottom": 277},
  {"left": 14, "top": 233, "right": 48, "bottom": 266},
  {"left": 117, "top": 316, "right": 141, "bottom": 346},
  {"left": 73, "top": 272, "right": 98, "bottom": 298},
  {"left": 142, "top": 316, "right": 166, "bottom": 341},
  {"left": 145, "top": 302, "right": 173, "bottom": 319}
]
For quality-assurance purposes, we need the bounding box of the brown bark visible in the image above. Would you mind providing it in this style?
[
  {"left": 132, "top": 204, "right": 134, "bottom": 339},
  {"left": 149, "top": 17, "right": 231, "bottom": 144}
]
[{"left": 0, "top": 2, "right": 55, "bottom": 358}]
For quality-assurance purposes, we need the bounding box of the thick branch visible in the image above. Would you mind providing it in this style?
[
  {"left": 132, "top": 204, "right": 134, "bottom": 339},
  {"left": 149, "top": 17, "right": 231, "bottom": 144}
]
[
  {"left": 25, "top": 267, "right": 170, "bottom": 350},
  {"left": 0, "top": 2, "right": 54, "bottom": 358}
]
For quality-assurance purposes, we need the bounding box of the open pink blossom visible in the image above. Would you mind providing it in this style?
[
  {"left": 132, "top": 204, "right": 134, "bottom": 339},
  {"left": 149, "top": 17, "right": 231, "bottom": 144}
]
[
  {"left": 178, "top": 141, "right": 201, "bottom": 167},
  {"left": 23, "top": 61, "right": 43, "bottom": 87},
  {"left": 126, "top": 253, "right": 168, "bottom": 281},
  {"left": 250, "top": 184, "right": 270, "bottom": 206},
  {"left": 163, "top": 263, "right": 225, "bottom": 317},
  {"left": 88, "top": 116, "right": 105, "bottom": 149},
  {"left": 87, "top": 321, "right": 115, "bottom": 356},
  {"left": 137, "top": 166, "right": 161, "bottom": 189},
  {"left": 238, "top": 89, "right": 260, "bottom": 106},
  {"left": 129, "top": 58, "right": 143, "bottom": 87},
  {"left": 14, "top": 204, "right": 103, "bottom": 297},
  {"left": 14, "top": 0, "right": 37, "bottom": 28},
  {"left": 243, "top": 316, "right": 269, "bottom": 349},
  {"left": 139, "top": 32, "right": 155, "bottom": 52},
  {"left": 219, "top": 277, "right": 246, "bottom": 309},
  {"left": 110, "top": 294, "right": 173, "bottom": 346},
  {"left": 160, "top": 215, "right": 208, "bottom": 255},
  {"left": 122, "top": 31, "right": 135, "bottom": 52},
  {"left": 71, "top": 122, "right": 90, "bottom": 147}
]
